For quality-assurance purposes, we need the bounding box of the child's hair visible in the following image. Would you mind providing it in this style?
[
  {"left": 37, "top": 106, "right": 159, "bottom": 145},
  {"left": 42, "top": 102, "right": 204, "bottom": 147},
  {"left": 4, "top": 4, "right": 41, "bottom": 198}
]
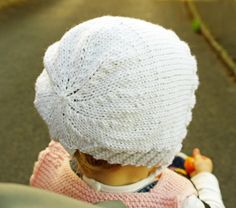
[
  {"left": 74, "top": 150, "right": 158, "bottom": 178},
  {"left": 74, "top": 150, "right": 121, "bottom": 173}
]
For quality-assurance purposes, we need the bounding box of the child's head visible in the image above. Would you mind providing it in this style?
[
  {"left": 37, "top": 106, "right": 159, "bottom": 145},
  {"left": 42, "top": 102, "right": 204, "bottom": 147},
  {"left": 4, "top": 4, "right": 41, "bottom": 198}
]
[{"left": 34, "top": 16, "right": 199, "bottom": 172}]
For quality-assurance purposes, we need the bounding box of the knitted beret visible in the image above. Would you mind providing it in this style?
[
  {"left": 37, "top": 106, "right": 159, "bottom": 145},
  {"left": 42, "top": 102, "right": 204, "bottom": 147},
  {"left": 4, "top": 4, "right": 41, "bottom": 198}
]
[{"left": 34, "top": 16, "right": 199, "bottom": 167}]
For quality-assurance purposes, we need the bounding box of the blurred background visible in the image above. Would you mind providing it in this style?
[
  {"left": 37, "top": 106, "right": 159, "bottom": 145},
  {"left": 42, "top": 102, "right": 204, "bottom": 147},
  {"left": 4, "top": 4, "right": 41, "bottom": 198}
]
[{"left": 0, "top": 0, "right": 235, "bottom": 207}]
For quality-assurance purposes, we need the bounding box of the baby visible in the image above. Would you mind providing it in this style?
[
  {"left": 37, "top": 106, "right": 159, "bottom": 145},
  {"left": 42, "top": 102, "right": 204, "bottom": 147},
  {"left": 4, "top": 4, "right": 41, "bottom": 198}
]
[{"left": 30, "top": 16, "right": 225, "bottom": 208}]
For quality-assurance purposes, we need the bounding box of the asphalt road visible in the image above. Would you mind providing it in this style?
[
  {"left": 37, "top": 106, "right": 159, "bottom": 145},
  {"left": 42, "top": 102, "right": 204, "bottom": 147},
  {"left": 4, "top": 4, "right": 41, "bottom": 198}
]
[
  {"left": 196, "top": 0, "right": 236, "bottom": 61},
  {"left": 0, "top": 0, "right": 235, "bottom": 207}
]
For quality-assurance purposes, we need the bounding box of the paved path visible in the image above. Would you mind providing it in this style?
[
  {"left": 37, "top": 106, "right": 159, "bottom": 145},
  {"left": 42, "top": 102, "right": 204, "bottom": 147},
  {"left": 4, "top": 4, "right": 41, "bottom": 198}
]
[
  {"left": 196, "top": 0, "right": 236, "bottom": 61},
  {"left": 0, "top": 0, "right": 235, "bottom": 207}
]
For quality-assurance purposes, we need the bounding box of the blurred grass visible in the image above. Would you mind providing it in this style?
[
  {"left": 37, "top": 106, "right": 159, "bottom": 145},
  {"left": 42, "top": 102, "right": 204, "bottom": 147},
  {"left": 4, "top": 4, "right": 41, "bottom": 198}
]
[{"left": 0, "top": 0, "right": 29, "bottom": 10}]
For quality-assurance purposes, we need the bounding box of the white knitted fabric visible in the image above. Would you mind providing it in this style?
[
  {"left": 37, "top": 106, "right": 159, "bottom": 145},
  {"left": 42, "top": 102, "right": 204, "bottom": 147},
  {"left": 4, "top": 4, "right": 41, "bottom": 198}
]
[{"left": 34, "top": 16, "right": 199, "bottom": 167}]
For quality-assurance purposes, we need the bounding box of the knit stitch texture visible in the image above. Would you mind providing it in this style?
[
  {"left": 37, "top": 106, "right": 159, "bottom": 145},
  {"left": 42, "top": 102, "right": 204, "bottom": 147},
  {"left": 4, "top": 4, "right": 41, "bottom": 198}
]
[
  {"left": 34, "top": 16, "right": 199, "bottom": 167},
  {"left": 30, "top": 141, "right": 197, "bottom": 208}
]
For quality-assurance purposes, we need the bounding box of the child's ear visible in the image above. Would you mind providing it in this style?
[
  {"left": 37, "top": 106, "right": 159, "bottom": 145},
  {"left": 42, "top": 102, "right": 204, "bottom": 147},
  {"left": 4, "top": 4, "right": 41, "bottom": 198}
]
[
  {"left": 148, "top": 163, "right": 161, "bottom": 175},
  {"left": 148, "top": 166, "right": 157, "bottom": 175}
]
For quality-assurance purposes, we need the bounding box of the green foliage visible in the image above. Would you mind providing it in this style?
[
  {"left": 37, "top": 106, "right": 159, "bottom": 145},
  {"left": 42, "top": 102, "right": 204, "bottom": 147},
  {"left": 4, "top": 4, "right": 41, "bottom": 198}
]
[{"left": 192, "top": 19, "right": 201, "bottom": 33}]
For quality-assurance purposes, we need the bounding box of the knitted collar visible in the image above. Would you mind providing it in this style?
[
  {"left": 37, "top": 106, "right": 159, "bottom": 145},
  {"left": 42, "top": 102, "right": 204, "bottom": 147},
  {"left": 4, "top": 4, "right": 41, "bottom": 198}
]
[{"left": 82, "top": 167, "right": 163, "bottom": 193}]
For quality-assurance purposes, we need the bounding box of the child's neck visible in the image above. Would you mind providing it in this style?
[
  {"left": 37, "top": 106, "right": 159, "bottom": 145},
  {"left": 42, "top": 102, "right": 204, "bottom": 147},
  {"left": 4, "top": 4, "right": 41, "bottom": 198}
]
[{"left": 81, "top": 165, "right": 158, "bottom": 186}]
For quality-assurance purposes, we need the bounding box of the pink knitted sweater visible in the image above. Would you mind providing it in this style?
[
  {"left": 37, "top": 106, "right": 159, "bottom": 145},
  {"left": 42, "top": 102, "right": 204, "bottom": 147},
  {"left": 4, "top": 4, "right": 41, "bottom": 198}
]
[{"left": 30, "top": 141, "right": 197, "bottom": 208}]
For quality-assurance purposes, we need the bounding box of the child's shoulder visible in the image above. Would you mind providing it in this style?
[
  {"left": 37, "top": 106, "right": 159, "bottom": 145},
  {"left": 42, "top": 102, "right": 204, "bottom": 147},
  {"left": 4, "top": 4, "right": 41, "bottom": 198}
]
[
  {"left": 38, "top": 140, "right": 69, "bottom": 162},
  {"left": 30, "top": 141, "right": 70, "bottom": 186},
  {"left": 158, "top": 168, "right": 197, "bottom": 197},
  {"left": 47, "top": 140, "right": 69, "bottom": 155}
]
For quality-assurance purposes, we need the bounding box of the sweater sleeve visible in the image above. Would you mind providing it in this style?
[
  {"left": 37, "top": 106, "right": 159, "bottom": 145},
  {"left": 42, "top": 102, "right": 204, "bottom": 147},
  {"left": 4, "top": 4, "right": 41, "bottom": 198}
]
[{"left": 182, "top": 172, "right": 225, "bottom": 208}]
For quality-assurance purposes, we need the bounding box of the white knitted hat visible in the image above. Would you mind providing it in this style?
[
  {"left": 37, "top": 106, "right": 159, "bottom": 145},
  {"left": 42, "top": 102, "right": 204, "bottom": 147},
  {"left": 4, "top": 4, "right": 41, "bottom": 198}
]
[{"left": 34, "top": 16, "right": 199, "bottom": 168}]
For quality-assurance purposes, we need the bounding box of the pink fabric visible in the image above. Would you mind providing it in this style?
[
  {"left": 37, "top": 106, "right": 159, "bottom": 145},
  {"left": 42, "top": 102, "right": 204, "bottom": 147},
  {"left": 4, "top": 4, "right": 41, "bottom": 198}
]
[{"left": 30, "top": 141, "right": 197, "bottom": 208}]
